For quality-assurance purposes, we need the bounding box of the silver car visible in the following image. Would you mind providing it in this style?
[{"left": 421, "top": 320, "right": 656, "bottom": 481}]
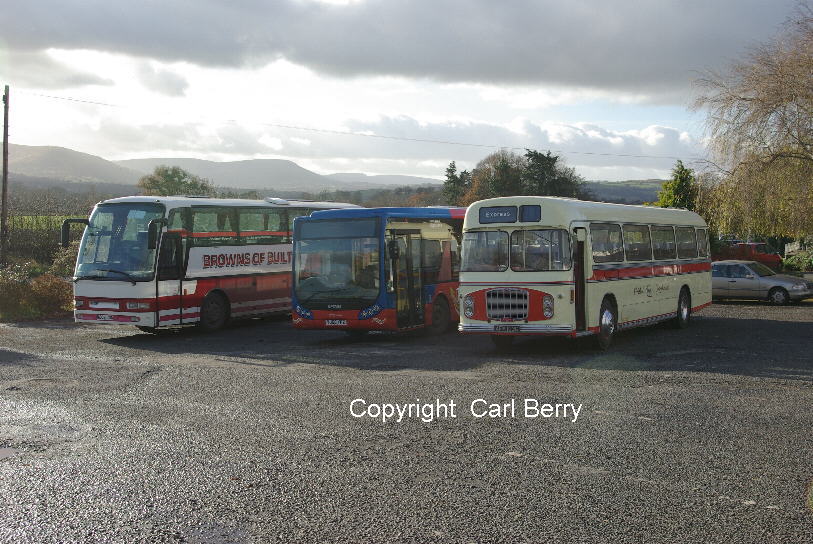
[{"left": 711, "top": 260, "right": 813, "bottom": 305}]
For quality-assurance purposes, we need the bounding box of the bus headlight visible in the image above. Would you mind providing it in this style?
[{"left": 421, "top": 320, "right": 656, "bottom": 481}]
[
  {"left": 463, "top": 295, "right": 474, "bottom": 318},
  {"left": 543, "top": 295, "right": 554, "bottom": 318},
  {"left": 126, "top": 301, "right": 150, "bottom": 310},
  {"left": 74, "top": 299, "right": 84, "bottom": 308}
]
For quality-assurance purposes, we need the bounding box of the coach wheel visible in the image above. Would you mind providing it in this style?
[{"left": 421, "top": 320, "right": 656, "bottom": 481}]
[
  {"left": 674, "top": 288, "right": 691, "bottom": 329},
  {"left": 426, "top": 297, "right": 451, "bottom": 335},
  {"left": 200, "top": 292, "right": 230, "bottom": 332},
  {"left": 596, "top": 297, "right": 616, "bottom": 351},
  {"left": 491, "top": 335, "right": 515, "bottom": 350},
  {"left": 768, "top": 287, "right": 789, "bottom": 306}
]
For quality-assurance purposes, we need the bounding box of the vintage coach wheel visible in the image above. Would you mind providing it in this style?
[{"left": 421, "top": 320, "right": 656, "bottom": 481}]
[
  {"left": 674, "top": 287, "right": 691, "bottom": 329},
  {"left": 426, "top": 297, "right": 451, "bottom": 335},
  {"left": 199, "top": 292, "right": 230, "bottom": 332},
  {"left": 596, "top": 297, "right": 616, "bottom": 351}
]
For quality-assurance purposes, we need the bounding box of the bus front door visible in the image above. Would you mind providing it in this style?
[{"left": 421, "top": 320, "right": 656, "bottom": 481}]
[
  {"left": 391, "top": 231, "right": 423, "bottom": 329},
  {"left": 156, "top": 232, "right": 184, "bottom": 327},
  {"left": 573, "top": 227, "right": 587, "bottom": 331}
]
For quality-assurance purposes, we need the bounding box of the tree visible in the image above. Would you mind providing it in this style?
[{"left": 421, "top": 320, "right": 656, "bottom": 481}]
[
  {"left": 137, "top": 165, "right": 215, "bottom": 197},
  {"left": 461, "top": 150, "right": 524, "bottom": 205},
  {"left": 693, "top": 5, "right": 813, "bottom": 237},
  {"left": 656, "top": 160, "right": 698, "bottom": 210},
  {"left": 522, "top": 149, "right": 591, "bottom": 199},
  {"left": 442, "top": 161, "right": 469, "bottom": 206}
]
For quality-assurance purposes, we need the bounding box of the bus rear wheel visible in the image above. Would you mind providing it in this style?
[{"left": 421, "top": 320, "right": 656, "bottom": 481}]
[
  {"left": 596, "top": 297, "right": 616, "bottom": 351},
  {"left": 674, "top": 288, "right": 691, "bottom": 329},
  {"left": 426, "top": 296, "right": 451, "bottom": 335},
  {"left": 200, "top": 292, "right": 229, "bottom": 332}
]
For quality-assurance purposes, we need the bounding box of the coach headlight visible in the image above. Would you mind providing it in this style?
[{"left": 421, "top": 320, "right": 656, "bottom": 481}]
[
  {"left": 543, "top": 294, "right": 554, "bottom": 318},
  {"left": 463, "top": 294, "right": 474, "bottom": 318}
]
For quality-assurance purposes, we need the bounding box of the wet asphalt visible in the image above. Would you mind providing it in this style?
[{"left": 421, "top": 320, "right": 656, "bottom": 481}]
[{"left": 1, "top": 302, "right": 812, "bottom": 543}]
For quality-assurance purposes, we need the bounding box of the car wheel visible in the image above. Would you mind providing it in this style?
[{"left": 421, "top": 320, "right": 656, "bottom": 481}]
[
  {"left": 768, "top": 287, "right": 789, "bottom": 306},
  {"left": 596, "top": 297, "right": 616, "bottom": 351},
  {"left": 674, "top": 288, "right": 691, "bottom": 329},
  {"left": 491, "top": 335, "right": 515, "bottom": 350},
  {"left": 200, "top": 292, "right": 230, "bottom": 332},
  {"left": 426, "top": 296, "right": 451, "bottom": 335}
]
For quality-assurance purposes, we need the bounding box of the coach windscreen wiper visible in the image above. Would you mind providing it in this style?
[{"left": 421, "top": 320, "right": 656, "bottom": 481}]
[{"left": 75, "top": 269, "right": 138, "bottom": 285}]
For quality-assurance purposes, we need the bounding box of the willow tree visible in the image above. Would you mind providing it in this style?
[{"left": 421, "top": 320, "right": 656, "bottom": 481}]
[{"left": 693, "top": 6, "right": 813, "bottom": 237}]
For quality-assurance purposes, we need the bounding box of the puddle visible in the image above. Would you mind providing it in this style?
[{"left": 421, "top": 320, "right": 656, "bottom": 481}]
[{"left": 0, "top": 447, "right": 20, "bottom": 460}]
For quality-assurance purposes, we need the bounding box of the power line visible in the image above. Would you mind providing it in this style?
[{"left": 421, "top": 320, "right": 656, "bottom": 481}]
[{"left": 18, "top": 90, "right": 703, "bottom": 162}]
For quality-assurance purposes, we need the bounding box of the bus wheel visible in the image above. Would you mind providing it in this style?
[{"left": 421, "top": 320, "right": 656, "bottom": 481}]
[
  {"left": 491, "top": 335, "right": 514, "bottom": 350},
  {"left": 426, "top": 297, "right": 451, "bottom": 335},
  {"left": 675, "top": 288, "right": 691, "bottom": 329},
  {"left": 200, "top": 292, "right": 230, "bottom": 332},
  {"left": 596, "top": 297, "right": 616, "bottom": 351}
]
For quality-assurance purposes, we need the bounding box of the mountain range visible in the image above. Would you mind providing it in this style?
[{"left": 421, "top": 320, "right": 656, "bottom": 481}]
[{"left": 5, "top": 143, "right": 664, "bottom": 203}]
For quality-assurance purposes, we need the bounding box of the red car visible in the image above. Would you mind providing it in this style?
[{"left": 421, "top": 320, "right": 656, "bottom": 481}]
[{"left": 713, "top": 242, "right": 782, "bottom": 270}]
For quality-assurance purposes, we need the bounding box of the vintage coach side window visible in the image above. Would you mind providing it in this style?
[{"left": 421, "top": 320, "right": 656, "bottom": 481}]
[
  {"left": 239, "top": 208, "right": 287, "bottom": 245},
  {"left": 622, "top": 224, "right": 653, "bottom": 262},
  {"left": 696, "top": 228, "right": 710, "bottom": 258},
  {"left": 676, "top": 227, "right": 698, "bottom": 259},
  {"left": 590, "top": 223, "right": 624, "bottom": 263},
  {"left": 651, "top": 225, "right": 677, "bottom": 260}
]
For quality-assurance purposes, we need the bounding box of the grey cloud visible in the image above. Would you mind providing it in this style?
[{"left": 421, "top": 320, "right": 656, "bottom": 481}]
[
  {"left": 0, "top": 50, "right": 112, "bottom": 89},
  {"left": 137, "top": 63, "right": 188, "bottom": 96},
  {"left": 0, "top": 0, "right": 798, "bottom": 100}
]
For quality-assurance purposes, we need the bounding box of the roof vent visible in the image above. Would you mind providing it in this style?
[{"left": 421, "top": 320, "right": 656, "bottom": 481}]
[{"left": 264, "top": 197, "right": 290, "bottom": 205}]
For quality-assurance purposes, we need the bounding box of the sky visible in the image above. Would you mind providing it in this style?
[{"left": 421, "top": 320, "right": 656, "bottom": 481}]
[{"left": 0, "top": 0, "right": 802, "bottom": 181}]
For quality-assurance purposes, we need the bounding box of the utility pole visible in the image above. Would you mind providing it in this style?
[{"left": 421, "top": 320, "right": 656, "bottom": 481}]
[{"left": 1, "top": 85, "right": 8, "bottom": 266}]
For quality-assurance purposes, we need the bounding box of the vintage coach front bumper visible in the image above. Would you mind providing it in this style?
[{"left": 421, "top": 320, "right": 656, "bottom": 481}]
[{"left": 459, "top": 323, "right": 574, "bottom": 334}]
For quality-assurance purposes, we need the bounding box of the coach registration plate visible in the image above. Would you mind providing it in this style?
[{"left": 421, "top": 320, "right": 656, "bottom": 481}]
[
  {"left": 494, "top": 324, "right": 520, "bottom": 332},
  {"left": 96, "top": 314, "right": 113, "bottom": 321},
  {"left": 325, "top": 319, "right": 348, "bottom": 326}
]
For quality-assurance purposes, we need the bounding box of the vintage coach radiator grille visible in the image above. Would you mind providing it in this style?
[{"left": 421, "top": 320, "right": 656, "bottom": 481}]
[{"left": 486, "top": 288, "right": 528, "bottom": 321}]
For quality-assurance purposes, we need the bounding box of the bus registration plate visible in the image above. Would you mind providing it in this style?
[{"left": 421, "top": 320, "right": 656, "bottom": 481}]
[
  {"left": 494, "top": 324, "right": 520, "bottom": 332},
  {"left": 97, "top": 314, "right": 113, "bottom": 321},
  {"left": 325, "top": 319, "right": 348, "bottom": 326}
]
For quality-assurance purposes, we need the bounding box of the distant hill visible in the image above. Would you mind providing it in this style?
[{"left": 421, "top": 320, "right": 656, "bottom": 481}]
[
  {"left": 117, "top": 157, "right": 331, "bottom": 191},
  {"left": 8, "top": 144, "right": 141, "bottom": 185},
  {"left": 326, "top": 172, "right": 440, "bottom": 186},
  {"left": 586, "top": 179, "right": 663, "bottom": 204},
  {"left": 5, "top": 144, "right": 664, "bottom": 203}
]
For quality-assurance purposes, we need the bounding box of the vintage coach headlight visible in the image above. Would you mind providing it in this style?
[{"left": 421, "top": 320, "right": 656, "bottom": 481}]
[
  {"left": 463, "top": 295, "right": 475, "bottom": 318},
  {"left": 543, "top": 294, "right": 554, "bottom": 318}
]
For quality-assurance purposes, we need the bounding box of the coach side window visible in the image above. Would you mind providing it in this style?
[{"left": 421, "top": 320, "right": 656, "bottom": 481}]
[
  {"left": 651, "top": 226, "right": 676, "bottom": 260},
  {"left": 676, "top": 227, "right": 698, "bottom": 259},
  {"left": 590, "top": 223, "right": 624, "bottom": 263},
  {"left": 191, "top": 207, "right": 238, "bottom": 247},
  {"left": 239, "top": 208, "right": 287, "bottom": 245},
  {"left": 696, "top": 229, "right": 709, "bottom": 258},
  {"left": 622, "top": 224, "right": 653, "bottom": 261}
]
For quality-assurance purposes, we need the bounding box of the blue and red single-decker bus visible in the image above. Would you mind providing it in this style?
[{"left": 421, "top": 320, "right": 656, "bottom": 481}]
[{"left": 292, "top": 207, "right": 465, "bottom": 335}]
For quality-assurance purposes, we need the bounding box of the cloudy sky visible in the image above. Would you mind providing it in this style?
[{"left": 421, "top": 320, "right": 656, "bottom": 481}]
[{"left": 0, "top": 0, "right": 800, "bottom": 180}]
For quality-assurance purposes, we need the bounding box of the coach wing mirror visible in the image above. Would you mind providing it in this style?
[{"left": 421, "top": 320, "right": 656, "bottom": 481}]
[
  {"left": 61, "top": 218, "right": 88, "bottom": 248},
  {"left": 147, "top": 219, "right": 167, "bottom": 250},
  {"left": 388, "top": 239, "right": 400, "bottom": 260}
]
